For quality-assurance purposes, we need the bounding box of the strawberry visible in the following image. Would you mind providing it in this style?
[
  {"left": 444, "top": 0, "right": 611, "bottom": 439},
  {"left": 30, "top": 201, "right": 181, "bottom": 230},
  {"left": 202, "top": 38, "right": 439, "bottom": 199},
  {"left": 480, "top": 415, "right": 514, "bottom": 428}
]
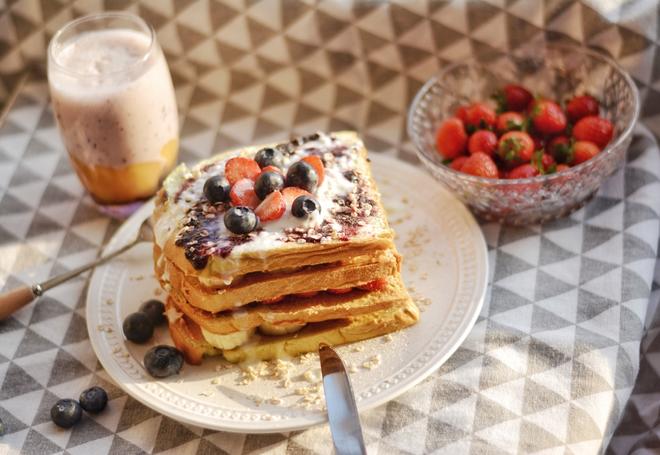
[
  {"left": 571, "top": 141, "right": 600, "bottom": 165},
  {"left": 531, "top": 135, "right": 545, "bottom": 152},
  {"left": 455, "top": 105, "right": 469, "bottom": 123},
  {"left": 449, "top": 155, "right": 469, "bottom": 171},
  {"left": 254, "top": 190, "right": 285, "bottom": 222},
  {"left": 461, "top": 152, "right": 499, "bottom": 178},
  {"left": 497, "top": 131, "right": 535, "bottom": 166},
  {"left": 508, "top": 163, "right": 539, "bottom": 179},
  {"left": 328, "top": 287, "right": 353, "bottom": 294},
  {"left": 295, "top": 291, "right": 318, "bottom": 298},
  {"left": 282, "top": 187, "right": 311, "bottom": 206},
  {"left": 225, "top": 157, "right": 261, "bottom": 186},
  {"left": 464, "top": 103, "right": 497, "bottom": 130},
  {"left": 566, "top": 94, "right": 599, "bottom": 122},
  {"left": 493, "top": 84, "right": 533, "bottom": 112},
  {"left": 572, "top": 116, "right": 613, "bottom": 149},
  {"left": 530, "top": 99, "right": 567, "bottom": 135},
  {"left": 496, "top": 112, "right": 526, "bottom": 134},
  {"left": 555, "top": 164, "right": 570, "bottom": 172},
  {"left": 547, "top": 135, "right": 572, "bottom": 163},
  {"left": 302, "top": 155, "right": 325, "bottom": 185},
  {"left": 262, "top": 296, "right": 284, "bottom": 304},
  {"left": 229, "top": 178, "right": 260, "bottom": 208},
  {"left": 435, "top": 117, "right": 467, "bottom": 158},
  {"left": 531, "top": 150, "right": 556, "bottom": 174},
  {"left": 359, "top": 278, "right": 388, "bottom": 291},
  {"left": 260, "top": 165, "right": 282, "bottom": 175},
  {"left": 468, "top": 130, "right": 497, "bottom": 156}
]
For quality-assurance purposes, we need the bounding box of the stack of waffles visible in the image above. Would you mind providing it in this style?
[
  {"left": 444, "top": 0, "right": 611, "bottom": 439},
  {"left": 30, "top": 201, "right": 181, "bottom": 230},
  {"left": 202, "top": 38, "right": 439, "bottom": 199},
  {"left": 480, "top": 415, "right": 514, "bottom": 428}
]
[{"left": 152, "top": 131, "right": 418, "bottom": 364}]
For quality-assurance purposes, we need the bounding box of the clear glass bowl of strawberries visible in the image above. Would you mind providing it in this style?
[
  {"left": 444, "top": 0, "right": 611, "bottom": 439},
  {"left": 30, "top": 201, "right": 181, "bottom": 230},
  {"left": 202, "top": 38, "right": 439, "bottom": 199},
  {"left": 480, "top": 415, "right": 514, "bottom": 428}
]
[{"left": 408, "top": 43, "right": 639, "bottom": 224}]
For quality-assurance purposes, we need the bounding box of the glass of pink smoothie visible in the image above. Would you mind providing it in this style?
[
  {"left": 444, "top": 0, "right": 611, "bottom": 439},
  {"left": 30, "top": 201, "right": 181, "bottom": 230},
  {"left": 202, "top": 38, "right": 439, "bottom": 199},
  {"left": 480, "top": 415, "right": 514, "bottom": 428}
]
[{"left": 47, "top": 12, "right": 179, "bottom": 218}]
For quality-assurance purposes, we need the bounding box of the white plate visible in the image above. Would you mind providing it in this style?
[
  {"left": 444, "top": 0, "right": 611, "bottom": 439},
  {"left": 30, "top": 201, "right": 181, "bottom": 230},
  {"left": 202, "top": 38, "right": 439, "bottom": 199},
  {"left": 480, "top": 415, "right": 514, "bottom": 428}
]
[{"left": 86, "top": 154, "right": 488, "bottom": 433}]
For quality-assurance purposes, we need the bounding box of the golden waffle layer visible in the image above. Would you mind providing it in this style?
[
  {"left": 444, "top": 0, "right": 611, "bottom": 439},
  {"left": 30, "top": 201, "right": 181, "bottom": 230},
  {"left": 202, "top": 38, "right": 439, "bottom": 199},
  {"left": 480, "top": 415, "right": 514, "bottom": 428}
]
[
  {"left": 157, "top": 246, "right": 401, "bottom": 313},
  {"left": 166, "top": 297, "right": 419, "bottom": 364},
  {"left": 168, "top": 274, "right": 409, "bottom": 335}
]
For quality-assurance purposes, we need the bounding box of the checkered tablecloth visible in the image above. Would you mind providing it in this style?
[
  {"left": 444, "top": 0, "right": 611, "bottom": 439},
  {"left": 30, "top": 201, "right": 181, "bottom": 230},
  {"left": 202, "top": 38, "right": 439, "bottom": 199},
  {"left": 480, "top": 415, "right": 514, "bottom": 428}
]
[{"left": 1, "top": 1, "right": 660, "bottom": 454}]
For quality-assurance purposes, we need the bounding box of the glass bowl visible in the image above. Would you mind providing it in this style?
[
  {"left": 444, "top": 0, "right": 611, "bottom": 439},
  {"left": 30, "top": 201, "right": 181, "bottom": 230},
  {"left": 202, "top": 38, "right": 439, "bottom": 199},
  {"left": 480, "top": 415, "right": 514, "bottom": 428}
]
[{"left": 407, "top": 43, "right": 639, "bottom": 225}]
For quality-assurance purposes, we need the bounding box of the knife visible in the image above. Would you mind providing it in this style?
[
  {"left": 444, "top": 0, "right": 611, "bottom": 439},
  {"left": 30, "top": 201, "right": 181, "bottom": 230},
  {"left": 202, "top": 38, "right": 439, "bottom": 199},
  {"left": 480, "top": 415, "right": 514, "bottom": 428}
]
[{"left": 319, "top": 343, "right": 367, "bottom": 455}]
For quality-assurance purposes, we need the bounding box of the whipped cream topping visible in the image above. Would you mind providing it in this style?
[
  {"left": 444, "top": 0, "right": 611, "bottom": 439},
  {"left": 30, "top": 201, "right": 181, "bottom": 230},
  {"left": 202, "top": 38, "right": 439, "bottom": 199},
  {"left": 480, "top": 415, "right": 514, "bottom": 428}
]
[{"left": 156, "top": 132, "right": 387, "bottom": 270}]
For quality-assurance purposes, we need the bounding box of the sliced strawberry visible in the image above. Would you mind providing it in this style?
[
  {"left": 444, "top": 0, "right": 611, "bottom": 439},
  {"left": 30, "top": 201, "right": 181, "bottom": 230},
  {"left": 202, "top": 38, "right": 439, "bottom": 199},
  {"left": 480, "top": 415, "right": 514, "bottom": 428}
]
[
  {"left": 282, "top": 187, "right": 312, "bottom": 207},
  {"left": 468, "top": 130, "right": 497, "bottom": 156},
  {"left": 254, "top": 190, "right": 285, "bottom": 222},
  {"left": 260, "top": 165, "right": 282, "bottom": 175},
  {"left": 435, "top": 117, "right": 467, "bottom": 159},
  {"left": 566, "top": 94, "right": 599, "bottom": 122},
  {"left": 225, "top": 157, "right": 261, "bottom": 186},
  {"left": 497, "top": 131, "right": 535, "bottom": 166},
  {"left": 464, "top": 102, "right": 497, "bottom": 130},
  {"left": 530, "top": 99, "right": 567, "bottom": 135},
  {"left": 302, "top": 155, "right": 325, "bottom": 185},
  {"left": 496, "top": 112, "right": 526, "bottom": 134},
  {"left": 359, "top": 278, "right": 388, "bottom": 291},
  {"left": 571, "top": 140, "right": 600, "bottom": 165},
  {"left": 295, "top": 291, "right": 318, "bottom": 298},
  {"left": 262, "top": 295, "right": 284, "bottom": 304},
  {"left": 572, "top": 116, "right": 613, "bottom": 149},
  {"left": 508, "top": 163, "right": 539, "bottom": 179},
  {"left": 229, "top": 178, "right": 260, "bottom": 208},
  {"left": 449, "top": 155, "right": 469, "bottom": 171},
  {"left": 328, "top": 287, "right": 353, "bottom": 294},
  {"left": 460, "top": 152, "right": 499, "bottom": 178}
]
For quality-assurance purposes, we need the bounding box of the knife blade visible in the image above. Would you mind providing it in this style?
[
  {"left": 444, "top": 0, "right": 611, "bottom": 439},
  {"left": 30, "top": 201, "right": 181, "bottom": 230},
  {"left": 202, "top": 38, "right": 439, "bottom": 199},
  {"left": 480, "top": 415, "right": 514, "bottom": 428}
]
[{"left": 319, "top": 343, "right": 367, "bottom": 455}]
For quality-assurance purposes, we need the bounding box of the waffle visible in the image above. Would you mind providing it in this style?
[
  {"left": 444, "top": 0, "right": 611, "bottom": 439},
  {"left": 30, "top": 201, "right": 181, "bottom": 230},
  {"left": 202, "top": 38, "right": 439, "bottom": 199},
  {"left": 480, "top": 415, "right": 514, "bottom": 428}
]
[{"left": 153, "top": 131, "right": 418, "bottom": 363}]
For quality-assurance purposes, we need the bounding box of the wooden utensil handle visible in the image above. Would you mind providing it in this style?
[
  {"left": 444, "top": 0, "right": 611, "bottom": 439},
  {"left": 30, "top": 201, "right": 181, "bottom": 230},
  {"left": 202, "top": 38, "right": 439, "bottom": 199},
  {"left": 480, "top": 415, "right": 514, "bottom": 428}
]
[{"left": 0, "top": 286, "right": 35, "bottom": 320}]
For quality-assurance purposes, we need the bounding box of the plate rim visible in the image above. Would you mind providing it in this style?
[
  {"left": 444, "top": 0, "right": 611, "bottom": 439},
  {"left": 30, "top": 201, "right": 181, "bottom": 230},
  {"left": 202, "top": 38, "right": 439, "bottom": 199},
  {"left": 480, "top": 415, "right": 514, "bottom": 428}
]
[{"left": 85, "top": 153, "right": 488, "bottom": 433}]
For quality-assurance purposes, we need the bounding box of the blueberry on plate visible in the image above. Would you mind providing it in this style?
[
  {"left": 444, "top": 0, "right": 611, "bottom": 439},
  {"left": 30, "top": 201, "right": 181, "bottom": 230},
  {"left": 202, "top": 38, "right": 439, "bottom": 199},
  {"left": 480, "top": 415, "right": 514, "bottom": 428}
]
[
  {"left": 79, "top": 386, "right": 108, "bottom": 414},
  {"left": 203, "top": 175, "right": 230, "bottom": 203},
  {"left": 291, "top": 195, "right": 321, "bottom": 218},
  {"left": 254, "top": 147, "right": 284, "bottom": 169},
  {"left": 51, "top": 399, "right": 82, "bottom": 428},
  {"left": 139, "top": 299, "right": 166, "bottom": 326},
  {"left": 224, "top": 206, "right": 258, "bottom": 235},
  {"left": 144, "top": 345, "right": 184, "bottom": 378},
  {"left": 254, "top": 171, "right": 284, "bottom": 200},
  {"left": 122, "top": 312, "right": 154, "bottom": 343},
  {"left": 285, "top": 161, "right": 318, "bottom": 192}
]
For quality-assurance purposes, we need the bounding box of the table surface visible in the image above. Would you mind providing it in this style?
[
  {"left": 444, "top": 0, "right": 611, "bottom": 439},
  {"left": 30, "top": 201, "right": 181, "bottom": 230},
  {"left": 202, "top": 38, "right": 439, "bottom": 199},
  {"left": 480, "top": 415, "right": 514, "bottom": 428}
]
[{"left": 1, "top": 1, "right": 660, "bottom": 454}]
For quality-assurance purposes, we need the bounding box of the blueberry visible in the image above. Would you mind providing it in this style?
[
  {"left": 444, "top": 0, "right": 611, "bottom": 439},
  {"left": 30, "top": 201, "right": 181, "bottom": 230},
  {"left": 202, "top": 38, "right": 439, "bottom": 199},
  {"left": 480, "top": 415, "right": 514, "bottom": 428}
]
[
  {"left": 144, "top": 345, "right": 184, "bottom": 378},
  {"left": 51, "top": 399, "right": 82, "bottom": 428},
  {"left": 291, "top": 195, "right": 321, "bottom": 218},
  {"left": 224, "top": 206, "right": 258, "bottom": 235},
  {"left": 139, "top": 299, "right": 166, "bottom": 326},
  {"left": 79, "top": 386, "right": 108, "bottom": 414},
  {"left": 122, "top": 312, "right": 154, "bottom": 343},
  {"left": 203, "top": 176, "right": 229, "bottom": 203},
  {"left": 285, "top": 161, "right": 318, "bottom": 192},
  {"left": 255, "top": 147, "right": 284, "bottom": 169},
  {"left": 254, "top": 171, "right": 284, "bottom": 200}
]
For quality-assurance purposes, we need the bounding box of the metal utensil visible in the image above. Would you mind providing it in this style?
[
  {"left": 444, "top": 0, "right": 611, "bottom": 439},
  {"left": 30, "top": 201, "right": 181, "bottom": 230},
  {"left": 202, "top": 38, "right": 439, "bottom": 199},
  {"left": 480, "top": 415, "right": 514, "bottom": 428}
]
[
  {"left": 0, "top": 215, "right": 153, "bottom": 320},
  {"left": 319, "top": 343, "right": 367, "bottom": 455}
]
